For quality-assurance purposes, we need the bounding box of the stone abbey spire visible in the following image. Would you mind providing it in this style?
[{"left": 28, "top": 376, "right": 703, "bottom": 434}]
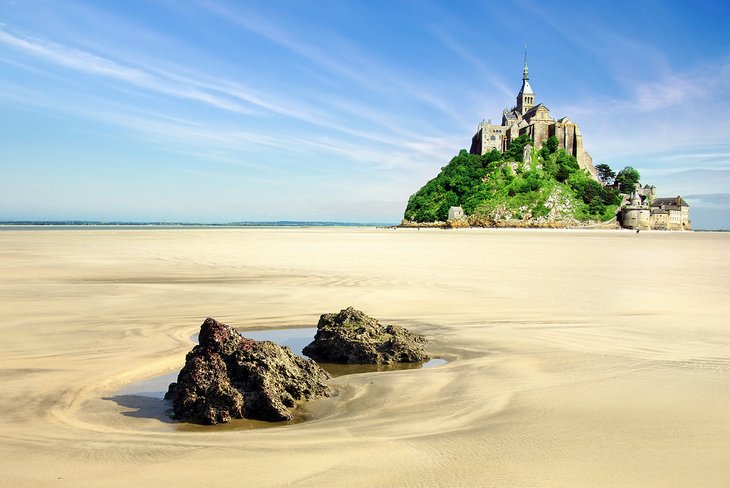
[
  {"left": 523, "top": 49, "right": 529, "bottom": 80},
  {"left": 517, "top": 48, "right": 534, "bottom": 115}
]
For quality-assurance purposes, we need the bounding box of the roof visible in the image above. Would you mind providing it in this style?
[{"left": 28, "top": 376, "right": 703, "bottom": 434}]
[
  {"left": 651, "top": 197, "right": 689, "bottom": 208},
  {"left": 518, "top": 79, "right": 534, "bottom": 95},
  {"left": 525, "top": 103, "right": 546, "bottom": 112},
  {"left": 523, "top": 103, "right": 550, "bottom": 118}
]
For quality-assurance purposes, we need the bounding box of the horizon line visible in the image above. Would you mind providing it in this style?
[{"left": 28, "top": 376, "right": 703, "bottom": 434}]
[{"left": 0, "top": 220, "right": 400, "bottom": 227}]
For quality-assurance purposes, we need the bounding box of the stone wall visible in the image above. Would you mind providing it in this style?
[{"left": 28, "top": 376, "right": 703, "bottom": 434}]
[{"left": 470, "top": 122, "right": 507, "bottom": 154}]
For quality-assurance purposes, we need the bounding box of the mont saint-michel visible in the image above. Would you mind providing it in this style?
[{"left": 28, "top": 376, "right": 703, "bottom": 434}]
[
  {"left": 470, "top": 53, "right": 596, "bottom": 180},
  {"left": 402, "top": 55, "right": 691, "bottom": 230}
]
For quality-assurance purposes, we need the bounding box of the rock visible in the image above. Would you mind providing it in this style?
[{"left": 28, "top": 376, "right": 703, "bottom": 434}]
[
  {"left": 399, "top": 219, "right": 447, "bottom": 228},
  {"left": 302, "top": 307, "right": 429, "bottom": 364},
  {"left": 165, "top": 317, "right": 331, "bottom": 425},
  {"left": 446, "top": 219, "right": 469, "bottom": 228}
]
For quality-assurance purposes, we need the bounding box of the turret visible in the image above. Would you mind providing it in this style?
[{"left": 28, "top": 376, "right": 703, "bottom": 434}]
[{"left": 630, "top": 192, "right": 642, "bottom": 206}]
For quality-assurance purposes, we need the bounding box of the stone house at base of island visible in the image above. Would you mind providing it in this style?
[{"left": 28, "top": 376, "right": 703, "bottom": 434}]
[
  {"left": 447, "top": 206, "right": 465, "bottom": 221},
  {"left": 620, "top": 189, "right": 691, "bottom": 231}
]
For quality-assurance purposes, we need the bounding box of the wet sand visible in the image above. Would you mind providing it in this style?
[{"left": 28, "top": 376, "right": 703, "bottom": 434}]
[{"left": 0, "top": 227, "right": 728, "bottom": 487}]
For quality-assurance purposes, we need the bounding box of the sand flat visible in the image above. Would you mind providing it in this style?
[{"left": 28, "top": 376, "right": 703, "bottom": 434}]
[{"left": 0, "top": 227, "right": 729, "bottom": 487}]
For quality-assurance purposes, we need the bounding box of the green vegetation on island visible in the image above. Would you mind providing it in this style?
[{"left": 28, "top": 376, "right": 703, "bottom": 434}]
[{"left": 404, "top": 135, "right": 631, "bottom": 226}]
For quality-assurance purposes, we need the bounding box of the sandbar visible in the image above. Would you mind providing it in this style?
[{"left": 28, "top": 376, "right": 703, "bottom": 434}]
[{"left": 0, "top": 227, "right": 728, "bottom": 487}]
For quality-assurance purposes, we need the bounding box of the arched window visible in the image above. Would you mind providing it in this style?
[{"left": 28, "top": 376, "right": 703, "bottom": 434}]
[{"left": 490, "top": 135, "right": 496, "bottom": 141}]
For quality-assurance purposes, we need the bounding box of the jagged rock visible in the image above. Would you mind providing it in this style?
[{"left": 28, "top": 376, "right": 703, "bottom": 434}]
[
  {"left": 165, "top": 317, "right": 331, "bottom": 425},
  {"left": 302, "top": 307, "right": 429, "bottom": 364}
]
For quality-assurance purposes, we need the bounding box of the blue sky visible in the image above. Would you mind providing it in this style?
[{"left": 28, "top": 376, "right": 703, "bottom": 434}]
[{"left": 1, "top": 0, "right": 729, "bottom": 227}]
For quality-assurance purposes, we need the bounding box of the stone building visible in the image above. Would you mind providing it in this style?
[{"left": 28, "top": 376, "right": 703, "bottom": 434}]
[
  {"left": 620, "top": 192, "right": 691, "bottom": 231},
  {"left": 649, "top": 197, "right": 690, "bottom": 230},
  {"left": 470, "top": 53, "right": 597, "bottom": 179},
  {"left": 447, "top": 206, "right": 465, "bottom": 221},
  {"left": 637, "top": 184, "right": 657, "bottom": 204},
  {"left": 620, "top": 193, "right": 651, "bottom": 230}
]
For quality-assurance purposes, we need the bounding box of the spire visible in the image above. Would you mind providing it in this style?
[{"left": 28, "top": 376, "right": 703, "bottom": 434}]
[
  {"left": 523, "top": 45, "right": 529, "bottom": 81},
  {"left": 516, "top": 46, "right": 534, "bottom": 115}
]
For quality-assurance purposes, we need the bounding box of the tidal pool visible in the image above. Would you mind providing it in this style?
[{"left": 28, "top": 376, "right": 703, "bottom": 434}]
[{"left": 116, "top": 327, "right": 446, "bottom": 429}]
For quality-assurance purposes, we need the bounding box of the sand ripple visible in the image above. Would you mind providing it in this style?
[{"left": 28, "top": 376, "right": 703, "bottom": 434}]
[{"left": 1, "top": 228, "right": 729, "bottom": 487}]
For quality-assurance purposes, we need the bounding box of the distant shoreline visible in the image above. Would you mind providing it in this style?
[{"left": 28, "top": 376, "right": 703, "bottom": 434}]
[
  {"left": 0, "top": 221, "right": 397, "bottom": 229},
  {"left": 0, "top": 222, "right": 724, "bottom": 231}
]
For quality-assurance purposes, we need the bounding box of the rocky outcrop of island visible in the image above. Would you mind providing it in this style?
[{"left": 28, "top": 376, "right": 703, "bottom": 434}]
[
  {"left": 402, "top": 145, "right": 629, "bottom": 229},
  {"left": 165, "top": 317, "right": 331, "bottom": 425},
  {"left": 302, "top": 307, "right": 429, "bottom": 364}
]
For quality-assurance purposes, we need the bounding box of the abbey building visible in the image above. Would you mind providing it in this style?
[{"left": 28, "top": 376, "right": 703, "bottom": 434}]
[{"left": 470, "top": 54, "right": 598, "bottom": 179}]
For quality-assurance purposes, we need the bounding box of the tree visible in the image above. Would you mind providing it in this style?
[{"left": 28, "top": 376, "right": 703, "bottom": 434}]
[
  {"left": 568, "top": 171, "right": 603, "bottom": 205},
  {"left": 595, "top": 163, "right": 616, "bottom": 186},
  {"left": 437, "top": 192, "right": 459, "bottom": 221},
  {"left": 600, "top": 186, "right": 622, "bottom": 206},
  {"left": 540, "top": 135, "right": 559, "bottom": 159},
  {"left": 541, "top": 156, "right": 558, "bottom": 177},
  {"left": 481, "top": 148, "right": 502, "bottom": 167},
  {"left": 588, "top": 196, "right": 605, "bottom": 216},
  {"left": 404, "top": 150, "right": 489, "bottom": 222},
  {"left": 615, "top": 166, "right": 641, "bottom": 194},
  {"left": 503, "top": 134, "right": 533, "bottom": 162},
  {"left": 554, "top": 150, "right": 580, "bottom": 182}
]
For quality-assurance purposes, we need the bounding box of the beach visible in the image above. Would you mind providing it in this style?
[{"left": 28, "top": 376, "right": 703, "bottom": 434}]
[{"left": 0, "top": 227, "right": 729, "bottom": 487}]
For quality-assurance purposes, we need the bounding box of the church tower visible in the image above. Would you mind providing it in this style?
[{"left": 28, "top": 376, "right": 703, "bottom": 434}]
[{"left": 516, "top": 50, "right": 534, "bottom": 115}]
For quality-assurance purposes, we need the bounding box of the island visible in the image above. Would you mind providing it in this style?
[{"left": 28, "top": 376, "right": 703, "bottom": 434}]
[{"left": 402, "top": 53, "right": 691, "bottom": 230}]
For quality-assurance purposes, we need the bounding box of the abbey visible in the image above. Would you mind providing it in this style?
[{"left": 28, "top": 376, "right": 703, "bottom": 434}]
[{"left": 470, "top": 54, "right": 598, "bottom": 179}]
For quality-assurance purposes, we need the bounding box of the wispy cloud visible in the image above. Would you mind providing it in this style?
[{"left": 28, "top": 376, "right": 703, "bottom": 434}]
[
  {"left": 0, "top": 22, "right": 385, "bottom": 133},
  {"left": 683, "top": 193, "right": 730, "bottom": 209},
  {"left": 0, "top": 28, "right": 146, "bottom": 82},
  {"left": 0, "top": 25, "right": 450, "bottom": 158},
  {"left": 630, "top": 75, "right": 695, "bottom": 112},
  {"left": 566, "top": 58, "right": 730, "bottom": 117},
  {"left": 0, "top": 27, "right": 264, "bottom": 115},
  {"left": 195, "top": 0, "right": 468, "bottom": 127},
  {"left": 0, "top": 72, "right": 445, "bottom": 183},
  {"left": 429, "top": 28, "right": 512, "bottom": 100}
]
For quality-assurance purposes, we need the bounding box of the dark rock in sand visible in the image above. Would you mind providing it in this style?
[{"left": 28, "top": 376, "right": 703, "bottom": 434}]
[
  {"left": 302, "top": 307, "right": 429, "bottom": 364},
  {"left": 165, "top": 317, "right": 331, "bottom": 425}
]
